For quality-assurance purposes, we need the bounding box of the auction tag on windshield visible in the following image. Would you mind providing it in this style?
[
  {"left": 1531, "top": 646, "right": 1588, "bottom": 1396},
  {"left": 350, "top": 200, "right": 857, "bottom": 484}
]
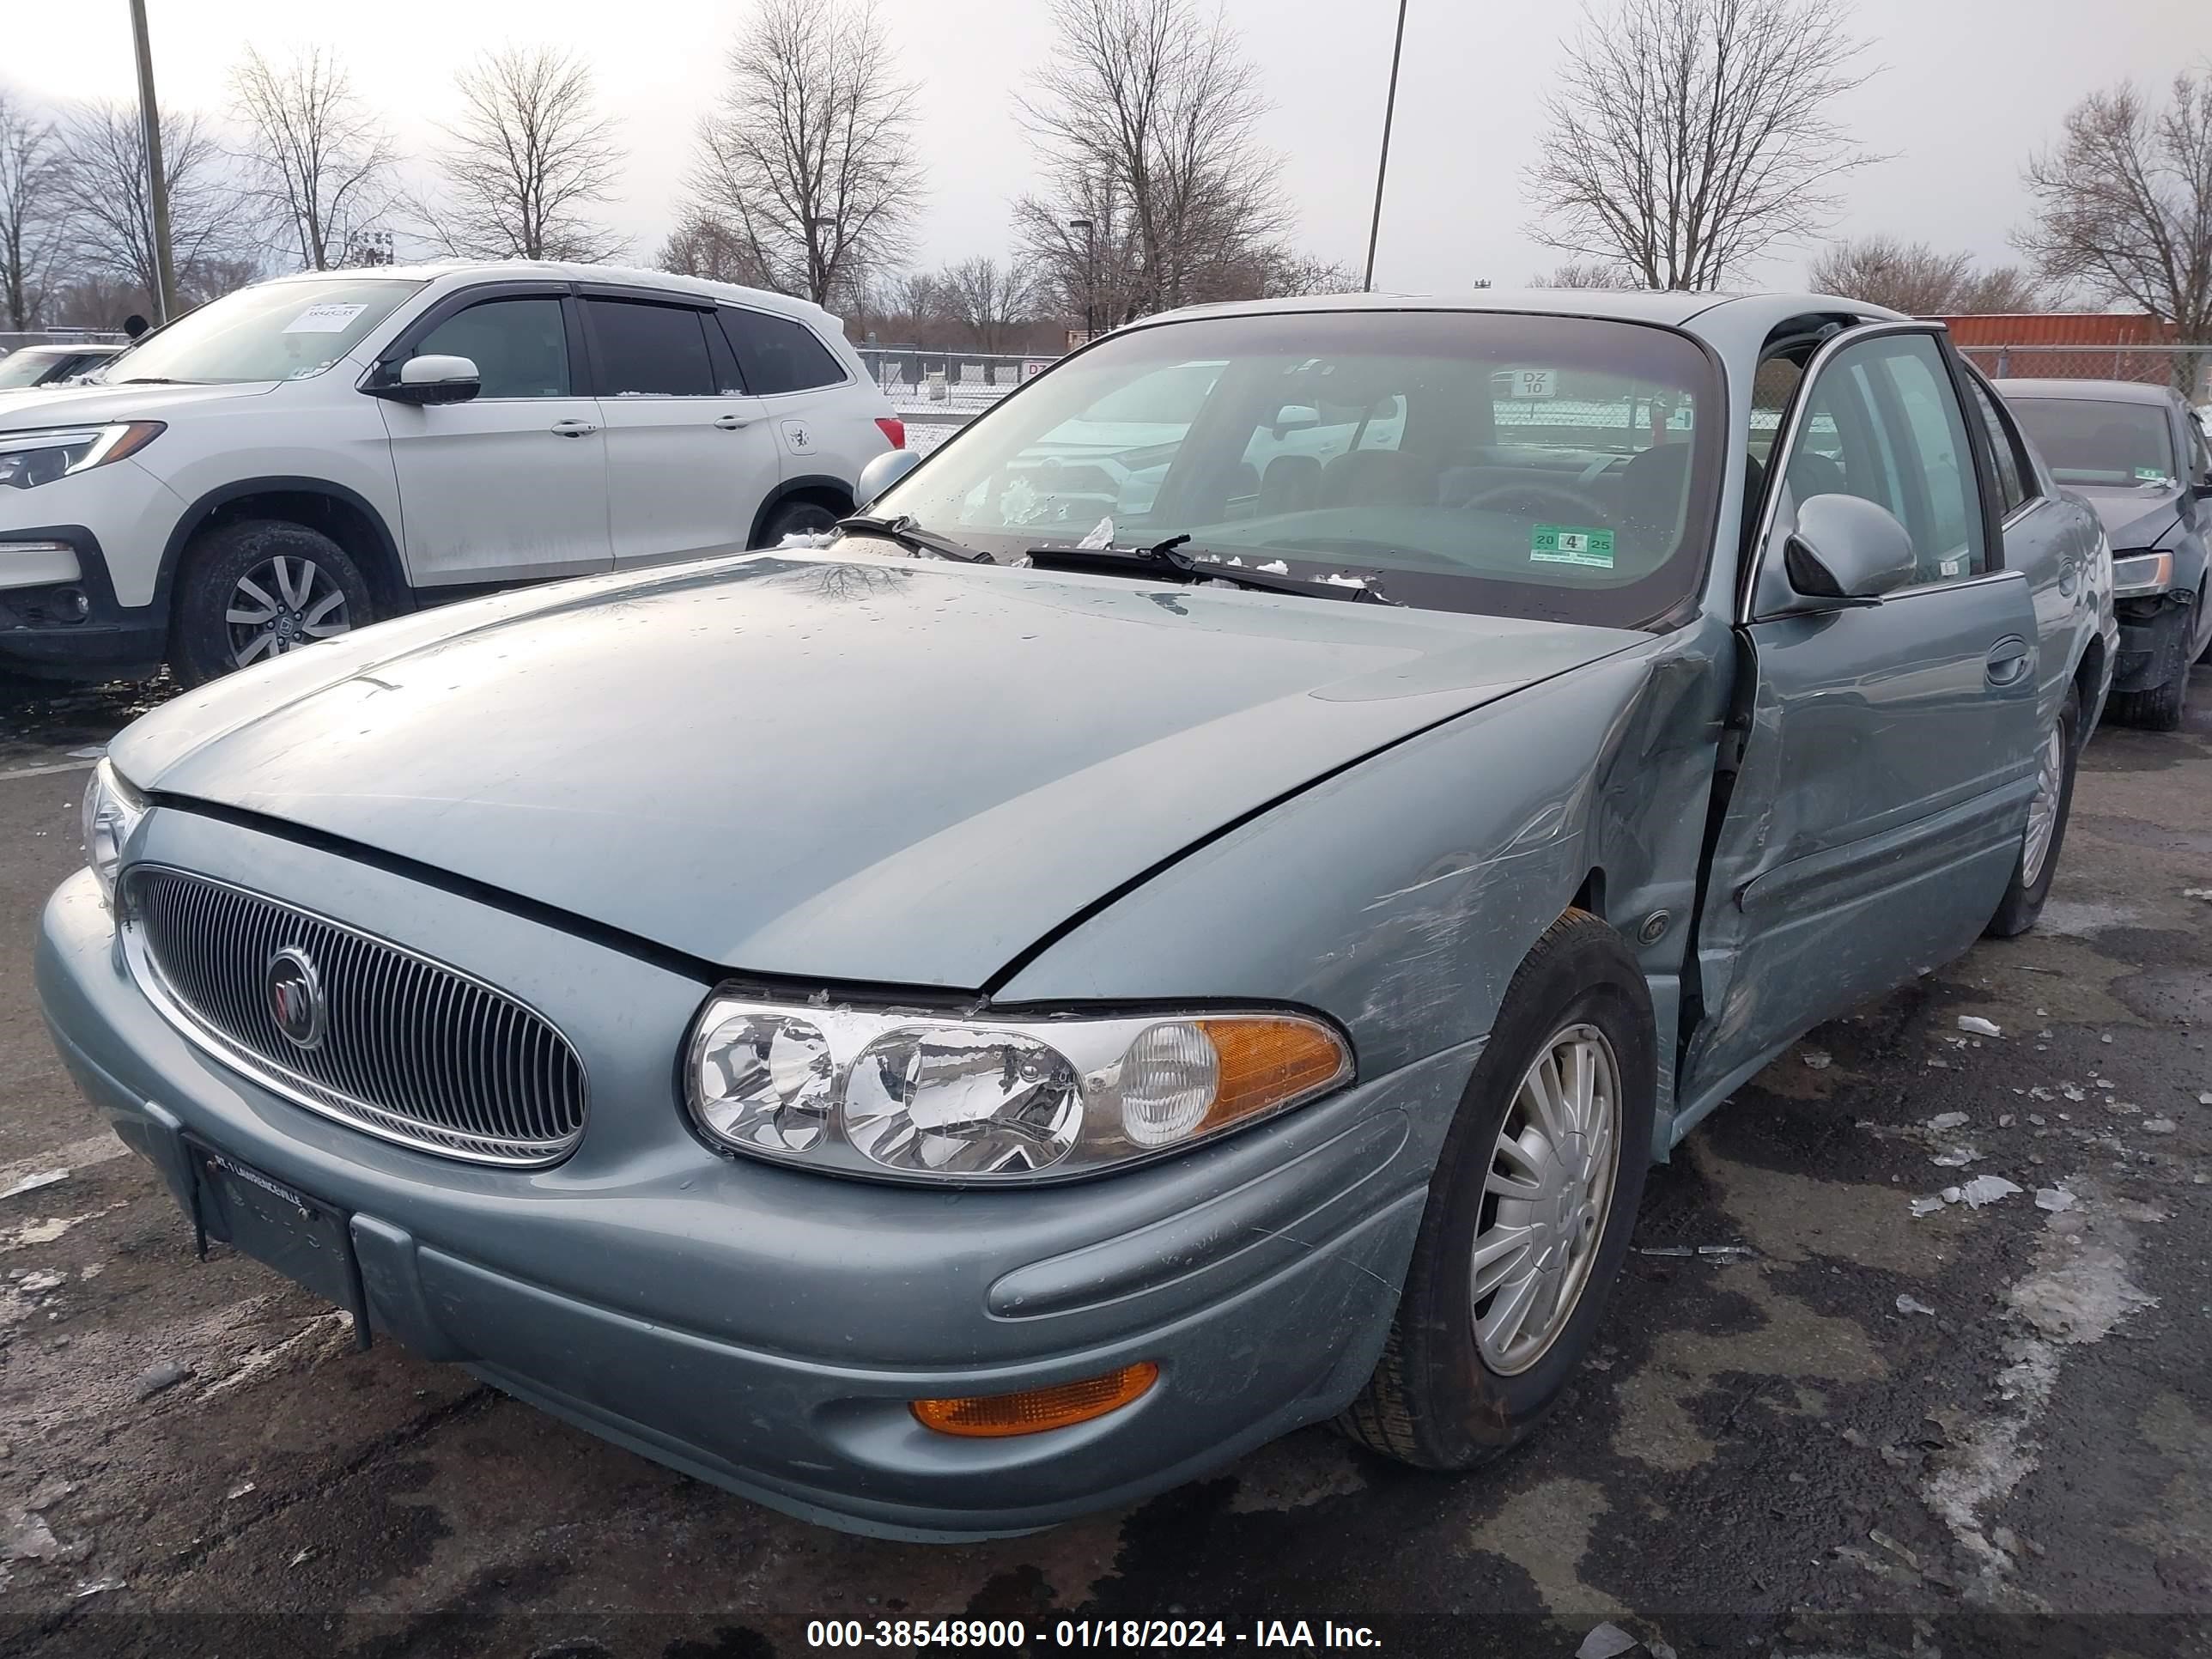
[
  {"left": 2135, "top": 467, "right": 2169, "bottom": 483},
  {"left": 283, "top": 302, "right": 368, "bottom": 335},
  {"left": 1531, "top": 525, "right": 1615, "bottom": 568}
]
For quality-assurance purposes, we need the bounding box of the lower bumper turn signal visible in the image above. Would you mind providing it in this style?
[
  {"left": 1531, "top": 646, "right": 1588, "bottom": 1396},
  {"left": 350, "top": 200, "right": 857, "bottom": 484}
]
[{"left": 911, "top": 1362, "right": 1160, "bottom": 1437}]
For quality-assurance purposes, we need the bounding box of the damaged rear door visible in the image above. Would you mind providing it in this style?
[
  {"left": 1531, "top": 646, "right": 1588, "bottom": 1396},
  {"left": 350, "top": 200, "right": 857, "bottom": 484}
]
[{"left": 1679, "top": 326, "right": 2043, "bottom": 1118}]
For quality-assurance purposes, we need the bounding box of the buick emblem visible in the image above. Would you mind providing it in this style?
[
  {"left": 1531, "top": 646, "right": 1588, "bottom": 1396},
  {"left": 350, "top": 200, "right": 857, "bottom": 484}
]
[{"left": 265, "top": 947, "right": 327, "bottom": 1051}]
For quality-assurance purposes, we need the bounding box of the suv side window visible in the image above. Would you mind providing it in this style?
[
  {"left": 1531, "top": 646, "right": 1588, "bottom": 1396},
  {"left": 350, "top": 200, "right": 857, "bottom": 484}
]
[
  {"left": 720, "top": 308, "right": 846, "bottom": 395},
  {"left": 1963, "top": 373, "right": 2034, "bottom": 518},
  {"left": 586, "top": 299, "right": 714, "bottom": 398},
  {"left": 412, "top": 297, "right": 570, "bottom": 399},
  {"left": 1784, "top": 333, "right": 1987, "bottom": 584}
]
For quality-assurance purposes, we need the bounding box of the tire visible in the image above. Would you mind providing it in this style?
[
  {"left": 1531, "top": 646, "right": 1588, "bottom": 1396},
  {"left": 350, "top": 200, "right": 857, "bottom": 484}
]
[
  {"left": 171, "top": 520, "right": 375, "bottom": 689},
  {"left": 2109, "top": 591, "right": 2195, "bottom": 732},
  {"left": 1335, "top": 908, "right": 1656, "bottom": 1469},
  {"left": 1984, "top": 684, "right": 2080, "bottom": 939},
  {"left": 756, "top": 495, "right": 846, "bottom": 548}
]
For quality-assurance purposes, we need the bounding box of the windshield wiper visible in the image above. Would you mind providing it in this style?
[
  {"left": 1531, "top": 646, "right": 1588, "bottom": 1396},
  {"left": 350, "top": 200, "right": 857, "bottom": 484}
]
[
  {"left": 1025, "top": 535, "right": 1398, "bottom": 605},
  {"left": 109, "top": 376, "right": 194, "bottom": 386},
  {"left": 833, "top": 514, "right": 990, "bottom": 562}
]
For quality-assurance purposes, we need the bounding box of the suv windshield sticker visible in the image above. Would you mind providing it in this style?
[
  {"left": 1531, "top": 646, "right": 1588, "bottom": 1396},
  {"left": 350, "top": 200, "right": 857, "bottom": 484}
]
[
  {"left": 283, "top": 302, "right": 368, "bottom": 335},
  {"left": 1531, "top": 525, "right": 1616, "bottom": 568},
  {"left": 2135, "top": 466, "right": 2170, "bottom": 483}
]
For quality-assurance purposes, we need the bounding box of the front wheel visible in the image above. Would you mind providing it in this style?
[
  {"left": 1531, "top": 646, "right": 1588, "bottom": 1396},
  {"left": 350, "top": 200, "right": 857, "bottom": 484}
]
[
  {"left": 1985, "top": 685, "right": 2079, "bottom": 938},
  {"left": 172, "top": 520, "right": 374, "bottom": 688},
  {"left": 1335, "top": 909, "right": 1655, "bottom": 1469}
]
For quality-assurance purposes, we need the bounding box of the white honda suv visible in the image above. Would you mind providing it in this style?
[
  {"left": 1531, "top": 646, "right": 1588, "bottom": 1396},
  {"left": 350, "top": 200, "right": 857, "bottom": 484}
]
[{"left": 0, "top": 263, "right": 902, "bottom": 684}]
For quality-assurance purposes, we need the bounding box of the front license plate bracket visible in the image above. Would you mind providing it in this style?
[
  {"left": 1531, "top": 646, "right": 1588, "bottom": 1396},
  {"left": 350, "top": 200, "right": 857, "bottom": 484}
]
[{"left": 183, "top": 1135, "right": 373, "bottom": 1351}]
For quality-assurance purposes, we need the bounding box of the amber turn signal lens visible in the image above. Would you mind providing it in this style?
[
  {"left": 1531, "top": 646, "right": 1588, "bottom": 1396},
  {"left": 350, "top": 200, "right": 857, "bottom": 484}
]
[
  {"left": 911, "top": 1362, "right": 1160, "bottom": 1437},
  {"left": 1195, "top": 1018, "right": 1351, "bottom": 1131}
]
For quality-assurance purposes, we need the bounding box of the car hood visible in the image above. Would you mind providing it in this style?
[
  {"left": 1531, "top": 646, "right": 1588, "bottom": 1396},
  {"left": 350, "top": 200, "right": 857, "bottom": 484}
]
[
  {"left": 0, "top": 379, "right": 275, "bottom": 431},
  {"left": 2073, "top": 483, "right": 2184, "bottom": 550},
  {"left": 112, "top": 550, "right": 1639, "bottom": 988}
]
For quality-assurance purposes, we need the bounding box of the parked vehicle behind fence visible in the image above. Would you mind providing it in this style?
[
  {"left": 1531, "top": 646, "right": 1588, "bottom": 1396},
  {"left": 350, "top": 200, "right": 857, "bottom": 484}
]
[
  {"left": 1997, "top": 378, "right": 2212, "bottom": 729},
  {"left": 40, "top": 289, "right": 2115, "bottom": 1542},
  {"left": 0, "top": 263, "right": 899, "bottom": 685}
]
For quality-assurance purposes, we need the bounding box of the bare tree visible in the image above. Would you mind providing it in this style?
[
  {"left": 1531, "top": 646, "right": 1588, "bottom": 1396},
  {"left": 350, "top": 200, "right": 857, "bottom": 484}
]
[
  {"left": 1528, "top": 261, "right": 1643, "bottom": 289},
  {"left": 935, "top": 256, "right": 1034, "bottom": 351},
  {"left": 58, "top": 102, "right": 254, "bottom": 304},
  {"left": 1525, "top": 0, "right": 1878, "bottom": 289},
  {"left": 1808, "top": 235, "right": 2051, "bottom": 313},
  {"left": 2018, "top": 69, "right": 2212, "bottom": 392},
  {"left": 1954, "top": 266, "right": 2053, "bottom": 314},
  {"left": 688, "top": 0, "right": 922, "bottom": 305},
  {"left": 656, "top": 209, "right": 777, "bottom": 286},
  {"left": 230, "top": 46, "right": 398, "bottom": 271},
  {"left": 1015, "top": 0, "right": 1287, "bottom": 322},
  {"left": 0, "top": 87, "right": 65, "bottom": 329},
  {"left": 418, "top": 46, "right": 624, "bottom": 262}
]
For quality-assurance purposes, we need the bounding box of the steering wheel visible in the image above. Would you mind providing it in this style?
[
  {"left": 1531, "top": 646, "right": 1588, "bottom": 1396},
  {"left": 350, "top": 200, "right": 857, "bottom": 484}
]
[{"left": 1455, "top": 481, "right": 1617, "bottom": 530}]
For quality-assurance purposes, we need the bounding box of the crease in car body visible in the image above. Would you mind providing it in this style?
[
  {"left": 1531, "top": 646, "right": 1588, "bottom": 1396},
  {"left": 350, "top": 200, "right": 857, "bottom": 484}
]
[{"left": 35, "top": 289, "right": 2119, "bottom": 1541}]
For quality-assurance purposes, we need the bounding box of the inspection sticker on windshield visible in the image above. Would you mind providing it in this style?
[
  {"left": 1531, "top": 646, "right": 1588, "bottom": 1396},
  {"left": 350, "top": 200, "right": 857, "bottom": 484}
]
[
  {"left": 283, "top": 302, "right": 368, "bottom": 335},
  {"left": 1531, "top": 525, "right": 1615, "bottom": 568},
  {"left": 2136, "top": 467, "right": 2170, "bottom": 483}
]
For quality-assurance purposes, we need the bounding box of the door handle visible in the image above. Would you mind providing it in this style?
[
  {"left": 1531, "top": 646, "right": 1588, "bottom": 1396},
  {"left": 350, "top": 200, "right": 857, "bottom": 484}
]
[
  {"left": 1984, "top": 636, "right": 2033, "bottom": 687},
  {"left": 712, "top": 414, "right": 752, "bottom": 431},
  {"left": 550, "top": 419, "right": 598, "bottom": 438}
]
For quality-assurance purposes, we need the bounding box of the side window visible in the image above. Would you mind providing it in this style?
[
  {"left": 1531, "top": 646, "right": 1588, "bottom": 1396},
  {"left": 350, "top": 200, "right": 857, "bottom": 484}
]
[
  {"left": 2188, "top": 412, "right": 2212, "bottom": 483},
  {"left": 412, "top": 297, "right": 570, "bottom": 399},
  {"left": 1784, "top": 334, "right": 1986, "bottom": 583},
  {"left": 1964, "top": 374, "right": 2033, "bottom": 517},
  {"left": 585, "top": 300, "right": 714, "bottom": 397},
  {"left": 719, "top": 308, "right": 847, "bottom": 395}
]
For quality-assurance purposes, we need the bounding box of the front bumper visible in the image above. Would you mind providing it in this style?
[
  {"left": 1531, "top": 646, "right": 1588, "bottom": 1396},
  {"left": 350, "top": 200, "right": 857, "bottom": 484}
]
[
  {"left": 2112, "top": 592, "right": 2195, "bottom": 693},
  {"left": 35, "top": 834, "right": 1457, "bottom": 1540}
]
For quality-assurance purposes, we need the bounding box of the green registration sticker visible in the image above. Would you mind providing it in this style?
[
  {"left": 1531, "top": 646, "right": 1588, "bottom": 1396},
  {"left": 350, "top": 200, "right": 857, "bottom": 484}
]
[
  {"left": 2135, "top": 467, "right": 2170, "bottom": 483},
  {"left": 1531, "top": 525, "right": 1616, "bottom": 568}
]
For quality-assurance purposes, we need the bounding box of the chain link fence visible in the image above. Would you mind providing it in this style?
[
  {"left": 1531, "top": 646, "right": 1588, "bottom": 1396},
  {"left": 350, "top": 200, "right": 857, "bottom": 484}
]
[
  {"left": 859, "top": 348, "right": 1059, "bottom": 455},
  {"left": 1956, "top": 343, "right": 2210, "bottom": 404}
]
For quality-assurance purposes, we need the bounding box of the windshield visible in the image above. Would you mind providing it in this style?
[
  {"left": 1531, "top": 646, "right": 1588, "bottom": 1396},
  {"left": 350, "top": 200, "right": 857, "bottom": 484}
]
[
  {"left": 870, "top": 310, "right": 1723, "bottom": 628},
  {"left": 91, "top": 277, "right": 424, "bottom": 386},
  {"left": 2008, "top": 396, "right": 2178, "bottom": 488},
  {"left": 0, "top": 350, "right": 74, "bottom": 389}
]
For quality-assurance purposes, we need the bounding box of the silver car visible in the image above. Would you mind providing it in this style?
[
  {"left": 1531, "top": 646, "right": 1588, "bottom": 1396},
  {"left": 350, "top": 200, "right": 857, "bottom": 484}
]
[{"left": 38, "top": 290, "right": 2115, "bottom": 1540}]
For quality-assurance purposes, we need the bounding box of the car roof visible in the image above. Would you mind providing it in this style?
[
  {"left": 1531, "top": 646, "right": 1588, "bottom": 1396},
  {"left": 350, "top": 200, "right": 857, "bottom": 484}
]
[
  {"left": 1130, "top": 287, "right": 1907, "bottom": 352},
  {"left": 265, "top": 260, "right": 840, "bottom": 325},
  {"left": 9, "top": 343, "right": 114, "bottom": 358},
  {"left": 1994, "top": 378, "right": 2179, "bottom": 406}
]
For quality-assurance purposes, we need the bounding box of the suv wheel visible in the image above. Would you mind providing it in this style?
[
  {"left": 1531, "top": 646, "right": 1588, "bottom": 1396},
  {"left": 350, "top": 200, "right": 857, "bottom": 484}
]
[
  {"left": 173, "top": 520, "right": 375, "bottom": 688},
  {"left": 757, "top": 496, "right": 844, "bottom": 547},
  {"left": 1336, "top": 909, "right": 1655, "bottom": 1468}
]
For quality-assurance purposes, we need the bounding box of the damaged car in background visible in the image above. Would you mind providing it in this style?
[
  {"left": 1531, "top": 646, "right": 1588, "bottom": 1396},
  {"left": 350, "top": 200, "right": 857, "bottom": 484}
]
[
  {"left": 1996, "top": 378, "right": 2212, "bottom": 730},
  {"left": 39, "top": 290, "right": 2113, "bottom": 1540}
]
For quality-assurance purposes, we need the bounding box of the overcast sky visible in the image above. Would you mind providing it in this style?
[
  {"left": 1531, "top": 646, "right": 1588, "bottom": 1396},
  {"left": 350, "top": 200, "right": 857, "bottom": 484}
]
[{"left": 6, "top": 0, "right": 2202, "bottom": 293}]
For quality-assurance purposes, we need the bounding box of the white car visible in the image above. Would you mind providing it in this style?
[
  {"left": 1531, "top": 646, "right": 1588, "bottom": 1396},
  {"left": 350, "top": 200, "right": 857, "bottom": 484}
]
[{"left": 0, "top": 263, "right": 901, "bottom": 684}]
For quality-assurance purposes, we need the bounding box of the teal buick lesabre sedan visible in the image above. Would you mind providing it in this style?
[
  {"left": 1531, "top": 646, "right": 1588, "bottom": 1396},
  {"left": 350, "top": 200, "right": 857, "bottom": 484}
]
[{"left": 39, "top": 290, "right": 2116, "bottom": 1540}]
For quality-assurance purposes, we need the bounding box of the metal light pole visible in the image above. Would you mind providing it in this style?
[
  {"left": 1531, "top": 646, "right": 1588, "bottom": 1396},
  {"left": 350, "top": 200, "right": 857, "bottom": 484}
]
[
  {"left": 128, "top": 0, "right": 179, "bottom": 323},
  {"left": 1362, "top": 0, "right": 1410, "bottom": 293},
  {"left": 1069, "top": 217, "right": 1097, "bottom": 341}
]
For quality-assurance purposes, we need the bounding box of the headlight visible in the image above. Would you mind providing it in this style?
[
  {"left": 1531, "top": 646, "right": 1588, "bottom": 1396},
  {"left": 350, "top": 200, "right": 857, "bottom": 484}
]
[
  {"left": 684, "top": 996, "right": 1352, "bottom": 1183},
  {"left": 0, "top": 422, "right": 165, "bottom": 490},
  {"left": 2109, "top": 550, "right": 2174, "bottom": 599},
  {"left": 80, "top": 760, "right": 148, "bottom": 902}
]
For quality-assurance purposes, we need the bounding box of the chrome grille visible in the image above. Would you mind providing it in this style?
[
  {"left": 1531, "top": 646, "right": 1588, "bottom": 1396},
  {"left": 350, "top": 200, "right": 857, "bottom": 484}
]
[{"left": 125, "top": 867, "right": 587, "bottom": 1167}]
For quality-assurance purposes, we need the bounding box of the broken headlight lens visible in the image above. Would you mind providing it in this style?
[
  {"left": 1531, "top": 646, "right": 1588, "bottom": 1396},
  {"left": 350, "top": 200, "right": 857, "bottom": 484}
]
[
  {"left": 684, "top": 997, "right": 1352, "bottom": 1183},
  {"left": 80, "top": 759, "right": 147, "bottom": 904}
]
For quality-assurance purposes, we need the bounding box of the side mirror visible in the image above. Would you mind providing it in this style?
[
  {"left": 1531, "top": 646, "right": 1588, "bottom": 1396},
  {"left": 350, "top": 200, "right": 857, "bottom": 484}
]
[
  {"left": 1775, "top": 493, "right": 1917, "bottom": 613},
  {"left": 855, "top": 447, "right": 922, "bottom": 509},
  {"left": 366, "top": 354, "right": 481, "bottom": 406}
]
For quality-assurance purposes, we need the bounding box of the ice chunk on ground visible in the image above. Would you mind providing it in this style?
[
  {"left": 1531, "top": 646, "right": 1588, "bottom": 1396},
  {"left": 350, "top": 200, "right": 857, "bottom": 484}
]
[
  {"left": 1962, "top": 1175, "right": 2023, "bottom": 1208},
  {"left": 1957, "top": 1016, "right": 2002, "bottom": 1037}
]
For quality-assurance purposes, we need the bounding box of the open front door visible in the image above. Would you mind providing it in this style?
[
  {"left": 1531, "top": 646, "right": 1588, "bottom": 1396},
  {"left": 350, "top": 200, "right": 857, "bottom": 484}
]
[{"left": 1679, "top": 327, "right": 2045, "bottom": 1118}]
